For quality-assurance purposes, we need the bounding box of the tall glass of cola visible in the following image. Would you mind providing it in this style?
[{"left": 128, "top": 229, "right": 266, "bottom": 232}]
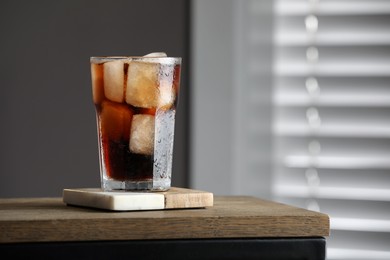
[{"left": 90, "top": 54, "right": 181, "bottom": 191}]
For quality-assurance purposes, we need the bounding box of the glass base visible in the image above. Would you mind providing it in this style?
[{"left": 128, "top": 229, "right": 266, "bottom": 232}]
[{"left": 102, "top": 179, "right": 170, "bottom": 192}]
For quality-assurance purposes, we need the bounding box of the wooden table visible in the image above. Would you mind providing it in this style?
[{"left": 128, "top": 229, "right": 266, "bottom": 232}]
[{"left": 0, "top": 196, "right": 329, "bottom": 259}]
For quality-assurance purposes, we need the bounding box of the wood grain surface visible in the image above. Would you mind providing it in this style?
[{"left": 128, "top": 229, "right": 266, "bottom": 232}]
[
  {"left": 162, "top": 187, "right": 213, "bottom": 209},
  {"left": 0, "top": 196, "right": 329, "bottom": 243}
]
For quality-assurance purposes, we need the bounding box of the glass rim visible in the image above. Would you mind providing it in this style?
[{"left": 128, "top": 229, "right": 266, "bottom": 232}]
[{"left": 90, "top": 56, "right": 181, "bottom": 64}]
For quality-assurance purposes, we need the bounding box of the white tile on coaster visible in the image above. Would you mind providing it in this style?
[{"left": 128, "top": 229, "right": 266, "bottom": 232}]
[{"left": 63, "top": 188, "right": 165, "bottom": 211}]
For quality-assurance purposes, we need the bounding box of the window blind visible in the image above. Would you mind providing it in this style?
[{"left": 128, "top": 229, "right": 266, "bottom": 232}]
[{"left": 272, "top": 0, "right": 390, "bottom": 259}]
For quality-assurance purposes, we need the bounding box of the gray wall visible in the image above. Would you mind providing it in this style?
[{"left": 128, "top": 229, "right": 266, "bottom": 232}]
[
  {"left": 191, "top": 0, "right": 235, "bottom": 195},
  {"left": 191, "top": 0, "right": 273, "bottom": 197},
  {"left": 0, "top": 0, "right": 189, "bottom": 198}
]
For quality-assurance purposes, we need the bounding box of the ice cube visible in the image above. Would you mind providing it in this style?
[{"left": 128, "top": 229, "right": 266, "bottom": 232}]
[
  {"left": 125, "top": 61, "right": 175, "bottom": 109},
  {"left": 143, "top": 52, "right": 167, "bottom": 57},
  {"left": 104, "top": 60, "right": 125, "bottom": 103},
  {"left": 100, "top": 101, "right": 133, "bottom": 142},
  {"left": 158, "top": 64, "right": 176, "bottom": 110},
  {"left": 91, "top": 63, "right": 105, "bottom": 104},
  {"left": 129, "top": 114, "right": 155, "bottom": 155},
  {"left": 125, "top": 61, "right": 159, "bottom": 108},
  {"left": 157, "top": 80, "right": 175, "bottom": 110}
]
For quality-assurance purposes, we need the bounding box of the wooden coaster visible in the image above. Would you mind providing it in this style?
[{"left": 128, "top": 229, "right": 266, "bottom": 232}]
[{"left": 63, "top": 187, "right": 213, "bottom": 211}]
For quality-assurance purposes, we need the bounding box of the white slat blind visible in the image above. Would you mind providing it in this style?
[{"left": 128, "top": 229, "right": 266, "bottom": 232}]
[{"left": 272, "top": 0, "right": 390, "bottom": 259}]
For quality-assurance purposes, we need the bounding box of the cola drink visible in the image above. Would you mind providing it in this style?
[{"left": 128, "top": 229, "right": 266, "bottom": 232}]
[{"left": 90, "top": 54, "right": 181, "bottom": 191}]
